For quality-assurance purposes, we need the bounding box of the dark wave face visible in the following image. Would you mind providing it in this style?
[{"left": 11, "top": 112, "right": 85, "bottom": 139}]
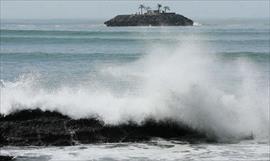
[{"left": 0, "top": 19, "right": 269, "bottom": 142}]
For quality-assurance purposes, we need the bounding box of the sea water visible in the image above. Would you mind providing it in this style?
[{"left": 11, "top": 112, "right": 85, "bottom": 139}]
[{"left": 0, "top": 18, "right": 269, "bottom": 160}]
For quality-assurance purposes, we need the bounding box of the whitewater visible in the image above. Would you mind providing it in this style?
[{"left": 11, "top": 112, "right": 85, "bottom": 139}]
[{"left": 0, "top": 19, "right": 269, "bottom": 160}]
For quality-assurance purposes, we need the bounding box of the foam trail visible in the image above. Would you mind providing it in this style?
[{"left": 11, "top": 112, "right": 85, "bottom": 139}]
[{"left": 1, "top": 38, "right": 269, "bottom": 141}]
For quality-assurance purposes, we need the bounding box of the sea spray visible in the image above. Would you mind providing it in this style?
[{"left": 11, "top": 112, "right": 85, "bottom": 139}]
[{"left": 1, "top": 37, "right": 268, "bottom": 141}]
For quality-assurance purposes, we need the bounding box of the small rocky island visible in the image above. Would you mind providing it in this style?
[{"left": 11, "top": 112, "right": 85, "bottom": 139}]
[{"left": 105, "top": 4, "right": 193, "bottom": 26}]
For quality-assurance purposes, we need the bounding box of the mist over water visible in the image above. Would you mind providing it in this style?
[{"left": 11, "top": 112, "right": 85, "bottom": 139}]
[
  {"left": 1, "top": 17, "right": 270, "bottom": 161},
  {"left": 1, "top": 32, "right": 269, "bottom": 141},
  {"left": 0, "top": 19, "right": 269, "bottom": 145}
]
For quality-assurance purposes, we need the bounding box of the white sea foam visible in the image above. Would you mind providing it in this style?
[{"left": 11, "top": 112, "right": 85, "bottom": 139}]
[
  {"left": 1, "top": 37, "right": 269, "bottom": 141},
  {"left": 1, "top": 139, "right": 269, "bottom": 161},
  {"left": 193, "top": 22, "right": 202, "bottom": 26}
]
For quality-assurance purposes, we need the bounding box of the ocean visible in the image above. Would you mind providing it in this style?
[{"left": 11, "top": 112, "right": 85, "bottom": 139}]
[{"left": 0, "top": 18, "right": 269, "bottom": 160}]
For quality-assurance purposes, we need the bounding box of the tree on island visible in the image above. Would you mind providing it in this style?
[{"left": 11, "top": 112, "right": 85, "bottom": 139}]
[
  {"left": 145, "top": 6, "right": 151, "bottom": 12},
  {"left": 157, "top": 4, "right": 162, "bottom": 13},
  {"left": 163, "top": 6, "right": 170, "bottom": 13},
  {"left": 138, "top": 4, "right": 145, "bottom": 15}
]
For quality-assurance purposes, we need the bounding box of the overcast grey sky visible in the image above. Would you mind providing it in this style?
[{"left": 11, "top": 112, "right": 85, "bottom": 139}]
[{"left": 1, "top": 1, "right": 269, "bottom": 20}]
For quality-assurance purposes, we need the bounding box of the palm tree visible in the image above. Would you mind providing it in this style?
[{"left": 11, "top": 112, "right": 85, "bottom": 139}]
[
  {"left": 163, "top": 6, "right": 170, "bottom": 13},
  {"left": 138, "top": 4, "right": 145, "bottom": 15},
  {"left": 157, "top": 4, "right": 162, "bottom": 13}
]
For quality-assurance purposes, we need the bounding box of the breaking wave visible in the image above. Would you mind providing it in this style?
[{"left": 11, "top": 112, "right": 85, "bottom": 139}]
[{"left": 1, "top": 38, "right": 269, "bottom": 142}]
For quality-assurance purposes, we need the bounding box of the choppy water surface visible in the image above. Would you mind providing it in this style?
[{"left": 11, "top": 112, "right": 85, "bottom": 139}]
[
  {"left": 0, "top": 19, "right": 269, "bottom": 160},
  {"left": 1, "top": 139, "right": 269, "bottom": 161}
]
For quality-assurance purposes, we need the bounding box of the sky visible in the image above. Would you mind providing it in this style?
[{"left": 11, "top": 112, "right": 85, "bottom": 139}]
[{"left": 1, "top": 1, "right": 269, "bottom": 20}]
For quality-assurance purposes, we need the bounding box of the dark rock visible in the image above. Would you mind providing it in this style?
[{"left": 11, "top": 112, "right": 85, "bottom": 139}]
[
  {"left": 0, "top": 109, "right": 209, "bottom": 146},
  {"left": 104, "top": 13, "right": 193, "bottom": 26},
  {"left": 0, "top": 155, "right": 14, "bottom": 161}
]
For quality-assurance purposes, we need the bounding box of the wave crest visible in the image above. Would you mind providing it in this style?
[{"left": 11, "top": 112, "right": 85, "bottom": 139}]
[{"left": 1, "top": 39, "right": 268, "bottom": 141}]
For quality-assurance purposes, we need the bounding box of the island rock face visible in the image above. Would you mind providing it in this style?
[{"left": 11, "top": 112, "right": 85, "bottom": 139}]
[
  {"left": 0, "top": 109, "right": 210, "bottom": 146},
  {"left": 104, "top": 13, "right": 193, "bottom": 26}
]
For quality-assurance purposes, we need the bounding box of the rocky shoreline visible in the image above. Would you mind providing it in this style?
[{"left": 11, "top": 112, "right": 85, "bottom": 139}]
[
  {"left": 0, "top": 156, "right": 14, "bottom": 161},
  {"left": 0, "top": 109, "right": 211, "bottom": 147}
]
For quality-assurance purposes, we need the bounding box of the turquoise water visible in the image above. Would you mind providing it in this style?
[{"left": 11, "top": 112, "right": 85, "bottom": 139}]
[
  {"left": 1, "top": 19, "right": 269, "bottom": 83},
  {"left": 1, "top": 20, "right": 269, "bottom": 89},
  {"left": 0, "top": 19, "right": 269, "bottom": 160}
]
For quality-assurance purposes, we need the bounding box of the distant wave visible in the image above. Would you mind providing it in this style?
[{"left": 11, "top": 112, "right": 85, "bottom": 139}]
[
  {"left": 1, "top": 29, "right": 269, "bottom": 36},
  {"left": 2, "top": 37, "right": 269, "bottom": 46},
  {"left": 1, "top": 51, "right": 269, "bottom": 63}
]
